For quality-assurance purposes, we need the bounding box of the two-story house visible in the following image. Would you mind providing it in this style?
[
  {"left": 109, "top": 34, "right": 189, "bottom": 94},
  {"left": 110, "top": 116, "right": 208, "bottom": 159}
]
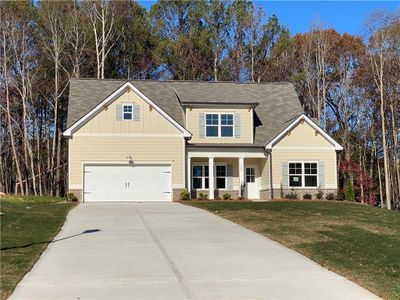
[{"left": 64, "top": 79, "right": 342, "bottom": 202}]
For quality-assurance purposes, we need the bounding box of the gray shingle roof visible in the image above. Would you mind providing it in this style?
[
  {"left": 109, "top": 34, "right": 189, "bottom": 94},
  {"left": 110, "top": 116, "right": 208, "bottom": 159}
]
[{"left": 67, "top": 79, "right": 304, "bottom": 146}]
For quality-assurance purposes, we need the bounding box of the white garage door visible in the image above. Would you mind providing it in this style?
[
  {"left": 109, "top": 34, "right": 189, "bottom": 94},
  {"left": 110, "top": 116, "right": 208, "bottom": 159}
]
[{"left": 83, "top": 165, "right": 171, "bottom": 202}]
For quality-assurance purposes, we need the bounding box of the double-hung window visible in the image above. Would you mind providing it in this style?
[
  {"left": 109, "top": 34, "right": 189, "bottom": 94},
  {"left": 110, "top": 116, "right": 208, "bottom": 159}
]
[
  {"left": 216, "top": 165, "right": 226, "bottom": 189},
  {"left": 205, "top": 113, "right": 234, "bottom": 137},
  {"left": 122, "top": 104, "right": 133, "bottom": 120},
  {"left": 192, "top": 165, "right": 209, "bottom": 189},
  {"left": 289, "top": 162, "right": 318, "bottom": 188}
]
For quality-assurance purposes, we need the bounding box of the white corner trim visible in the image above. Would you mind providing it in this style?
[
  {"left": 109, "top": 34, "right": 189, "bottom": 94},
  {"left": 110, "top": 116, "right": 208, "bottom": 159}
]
[
  {"left": 63, "top": 82, "right": 192, "bottom": 138},
  {"left": 265, "top": 114, "right": 343, "bottom": 151}
]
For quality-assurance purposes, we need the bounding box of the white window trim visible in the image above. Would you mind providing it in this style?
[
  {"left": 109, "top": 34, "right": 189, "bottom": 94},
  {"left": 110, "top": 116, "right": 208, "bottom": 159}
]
[
  {"left": 122, "top": 103, "right": 134, "bottom": 120},
  {"left": 191, "top": 162, "right": 228, "bottom": 190},
  {"left": 215, "top": 163, "right": 228, "bottom": 190},
  {"left": 288, "top": 161, "right": 319, "bottom": 188},
  {"left": 205, "top": 113, "right": 234, "bottom": 138},
  {"left": 192, "top": 164, "right": 209, "bottom": 190}
]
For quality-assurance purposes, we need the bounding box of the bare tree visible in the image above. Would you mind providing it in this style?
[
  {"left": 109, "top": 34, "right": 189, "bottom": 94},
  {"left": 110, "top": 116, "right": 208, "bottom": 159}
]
[
  {"left": 365, "top": 10, "right": 399, "bottom": 209},
  {"left": 84, "top": 0, "right": 117, "bottom": 79}
]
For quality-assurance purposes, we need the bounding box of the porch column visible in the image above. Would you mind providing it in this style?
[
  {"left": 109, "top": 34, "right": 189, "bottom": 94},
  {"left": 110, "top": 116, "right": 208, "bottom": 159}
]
[
  {"left": 209, "top": 157, "right": 214, "bottom": 199},
  {"left": 187, "top": 156, "right": 191, "bottom": 194},
  {"left": 239, "top": 157, "right": 244, "bottom": 197}
]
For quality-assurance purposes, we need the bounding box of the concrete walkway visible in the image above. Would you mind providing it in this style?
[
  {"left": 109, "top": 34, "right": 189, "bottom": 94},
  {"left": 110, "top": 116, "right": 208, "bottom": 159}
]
[{"left": 11, "top": 203, "right": 378, "bottom": 300}]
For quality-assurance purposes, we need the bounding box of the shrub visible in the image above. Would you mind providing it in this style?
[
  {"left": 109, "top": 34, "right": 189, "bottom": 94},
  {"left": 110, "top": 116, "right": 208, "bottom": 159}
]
[
  {"left": 285, "top": 192, "right": 298, "bottom": 200},
  {"left": 180, "top": 189, "right": 190, "bottom": 200},
  {"left": 215, "top": 196, "right": 221, "bottom": 200},
  {"left": 222, "top": 193, "right": 231, "bottom": 200},
  {"left": 303, "top": 193, "right": 312, "bottom": 200},
  {"left": 326, "top": 193, "right": 336, "bottom": 200},
  {"left": 198, "top": 192, "right": 208, "bottom": 200},
  {"left": 344, "top": 178, "right": 355, "bottom": 201},
  {"left": 315, "top": 190, "right": 324, "bottom": 200},
  {"left": 67, "top": 192, "right": 78, "bottom": 202}
]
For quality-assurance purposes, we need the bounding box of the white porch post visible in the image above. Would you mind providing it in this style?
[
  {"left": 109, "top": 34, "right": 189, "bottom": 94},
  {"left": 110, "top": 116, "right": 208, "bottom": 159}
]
[
  {"left": 239, "top": 157, "right": 244, "bottom": 197},
  {"left": 209, "top": 157, "right": 214, "bottom": 199},
  {"left": 187, "top": 156, "right": 191, "bottom": 194}
]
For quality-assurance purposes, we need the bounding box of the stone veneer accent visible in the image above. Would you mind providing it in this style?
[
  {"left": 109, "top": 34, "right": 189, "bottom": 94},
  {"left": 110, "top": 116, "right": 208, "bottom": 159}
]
[
  {"left": 261, "top": 188, "right": 337, "bottom": 200},
  {"left": 191, "top": 190, "right": 240, "bottom": 200}
]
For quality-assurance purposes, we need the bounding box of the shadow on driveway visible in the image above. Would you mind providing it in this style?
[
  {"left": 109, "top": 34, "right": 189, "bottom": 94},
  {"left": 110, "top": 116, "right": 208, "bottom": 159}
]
[{"left": 1, "top": 229, "right": 100, "bottom": 250}]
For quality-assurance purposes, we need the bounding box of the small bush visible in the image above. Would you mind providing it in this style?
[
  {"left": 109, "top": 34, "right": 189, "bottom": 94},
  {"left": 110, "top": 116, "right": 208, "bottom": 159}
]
[
  {"left": 344, "top": 178, "right": 355, "bottom": 201},
  {"left": 198, "top": 192, "right": 208, "bottom": 200},
  {"left": 303, "top": 193, "right": 312, "bottom": 200},
  {"left": 215, "top": 196, "right": 221, "bottom": 200},
  {"left": 326, "top": 193, "right": 336, "bottom": 200},
  {"left": 180, "top": 189, "right": 190, "bottom": 200},
  {"left": 222, "top": 193, "right": 231, "bottom": 200},
  {"left": 315, "top": 190, "right": 324, "bottom": 200},
  {"left": 67, "top": 192, "right": 78, "bottom": 202},
  {"left": 285, "top": 192, "right": 298, "bottom": 200}
]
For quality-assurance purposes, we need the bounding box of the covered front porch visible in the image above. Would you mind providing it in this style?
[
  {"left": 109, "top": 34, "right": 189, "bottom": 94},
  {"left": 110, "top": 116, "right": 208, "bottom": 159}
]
[{"left": 187, "top": 148, "right": 269, "bottom": 200}]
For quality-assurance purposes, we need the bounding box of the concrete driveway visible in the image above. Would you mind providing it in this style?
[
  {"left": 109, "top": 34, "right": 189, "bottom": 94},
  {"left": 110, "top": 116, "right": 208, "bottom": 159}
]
[{"left": 11, "top": 203, "right": 378, "bottom": 300}]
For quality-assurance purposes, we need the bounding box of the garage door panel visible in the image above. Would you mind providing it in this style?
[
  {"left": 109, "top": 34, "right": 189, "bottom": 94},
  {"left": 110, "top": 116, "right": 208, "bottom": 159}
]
[{"left": 83, "top": 165, "right": 171, "bottom": 202}]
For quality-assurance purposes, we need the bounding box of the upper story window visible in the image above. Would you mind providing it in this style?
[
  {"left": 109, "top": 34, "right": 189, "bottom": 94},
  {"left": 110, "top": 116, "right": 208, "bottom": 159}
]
[
  {"left": 122, "top": 104, "right": 133, "bottom": 120},
  {"left": 289, "top": 162, "right": 318, "bottom": 188},
  {"left": 205, "top": 113, "right": 234, "bottom": 137}
]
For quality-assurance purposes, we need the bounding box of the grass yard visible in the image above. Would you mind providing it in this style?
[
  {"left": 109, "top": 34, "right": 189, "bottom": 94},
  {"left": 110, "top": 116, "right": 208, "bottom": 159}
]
[
  {"left": 0, "top": 196, "right": 75, "bottom": 299},
  {"left": 186, "top": 200, "right": 400, "bottom": 299}
]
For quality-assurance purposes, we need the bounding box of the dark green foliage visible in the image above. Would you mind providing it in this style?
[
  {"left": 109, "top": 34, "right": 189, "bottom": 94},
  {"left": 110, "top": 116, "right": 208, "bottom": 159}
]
[
  {"left": 180, "top": 189, "right": 190, "bottom": 200},
  {"left": 315, "top": 190, "right": 324, "bottom": 200},
  {"left": 303, "top": 193, "right": 312, "bottom": 200},
  {"left": 223, "top": 193, "right": 231, "bottom": 200},
  {"left": 285, "top": 192, "right": 298, "bottom": 200},
  {"left": 345, "top": 178, "right": 355, "bottom": 202},
  {"left": 325, "top": 193, "right": 336, "bottom": 200}
]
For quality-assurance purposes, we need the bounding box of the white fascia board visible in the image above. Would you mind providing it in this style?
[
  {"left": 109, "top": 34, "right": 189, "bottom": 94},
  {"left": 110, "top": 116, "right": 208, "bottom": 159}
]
[
  {"left": 63, "top": 82, "right": 192, "bottom": 138},
  {"left": 265, "top": 114, "right": 343, "bottom": 151}
]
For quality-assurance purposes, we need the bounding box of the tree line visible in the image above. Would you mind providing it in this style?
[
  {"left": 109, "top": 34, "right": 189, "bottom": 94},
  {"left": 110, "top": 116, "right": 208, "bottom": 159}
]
[{"left": 0, "top": 0, "right": 399, "bottom": 209}]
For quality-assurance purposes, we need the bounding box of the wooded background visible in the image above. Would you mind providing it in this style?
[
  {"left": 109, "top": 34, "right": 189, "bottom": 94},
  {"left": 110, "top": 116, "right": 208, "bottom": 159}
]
[{"left": 1, "top": 1, "right": 399, "bottom": 210}]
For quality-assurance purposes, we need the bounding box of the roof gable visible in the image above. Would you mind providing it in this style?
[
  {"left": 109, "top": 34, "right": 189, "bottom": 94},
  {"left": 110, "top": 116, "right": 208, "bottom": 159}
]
[
  {"left": 265, "top": 114, "right": 343, "bottom": 150},
  {"left": 64, "top": 82, "right": 191, "bottom": 137}
]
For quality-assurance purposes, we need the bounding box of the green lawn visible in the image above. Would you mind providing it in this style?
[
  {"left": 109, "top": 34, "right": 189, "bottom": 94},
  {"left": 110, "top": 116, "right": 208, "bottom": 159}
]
[
  {"left": 0, "top": 196, "right": 75, "bottom": 299},
  {"left": 185, "top": 200, "right": 400, "bottom": 299}
]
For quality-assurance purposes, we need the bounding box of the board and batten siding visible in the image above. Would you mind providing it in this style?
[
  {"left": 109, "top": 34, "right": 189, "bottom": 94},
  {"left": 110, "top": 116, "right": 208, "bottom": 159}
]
[
  {"left": 271, "top": 121, "right": 338, "bottom": 189},
  {"left": 69, "top": 136, "right": 185, "bottom": 189},
  {"left": 186, "top": 108, "right": 252, "bottom": 144},
  {"left": 76, "top": 90, "right": 180, "bottom": 135}
]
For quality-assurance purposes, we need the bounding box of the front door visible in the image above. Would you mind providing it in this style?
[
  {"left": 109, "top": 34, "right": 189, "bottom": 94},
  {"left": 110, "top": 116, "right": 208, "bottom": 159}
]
[{"left": 245, "top": 166, "right": 259, "bottom": 199}]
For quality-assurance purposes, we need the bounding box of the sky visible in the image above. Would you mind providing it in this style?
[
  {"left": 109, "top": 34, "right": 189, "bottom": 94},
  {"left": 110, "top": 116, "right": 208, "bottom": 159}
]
[{"left": 138, "top": 1, "right": 399, "bottom": 36}]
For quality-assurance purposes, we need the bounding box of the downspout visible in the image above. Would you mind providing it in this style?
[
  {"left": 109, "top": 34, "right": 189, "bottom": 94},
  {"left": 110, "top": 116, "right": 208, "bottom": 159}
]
[
  {"left": 265, "top": 149, "right": 273, "bottom": 199},
  {"left": 269, "top": 151, "right": 273, "bottom": 199}
]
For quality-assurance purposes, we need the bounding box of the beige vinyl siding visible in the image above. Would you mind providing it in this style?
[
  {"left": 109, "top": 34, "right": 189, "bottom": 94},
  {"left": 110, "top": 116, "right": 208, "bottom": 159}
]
[
  {"left": 271, "top": 121, "right": 337, "bottom": 189},
  {"left": 69, "top": 136, "right": 185, "bottom": 188},
  {"left": 76, "top": 90, "right": 181, "bottom": 135},
  {"left": 186, "top": 108, "right": 252, "bottom": 143}
]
